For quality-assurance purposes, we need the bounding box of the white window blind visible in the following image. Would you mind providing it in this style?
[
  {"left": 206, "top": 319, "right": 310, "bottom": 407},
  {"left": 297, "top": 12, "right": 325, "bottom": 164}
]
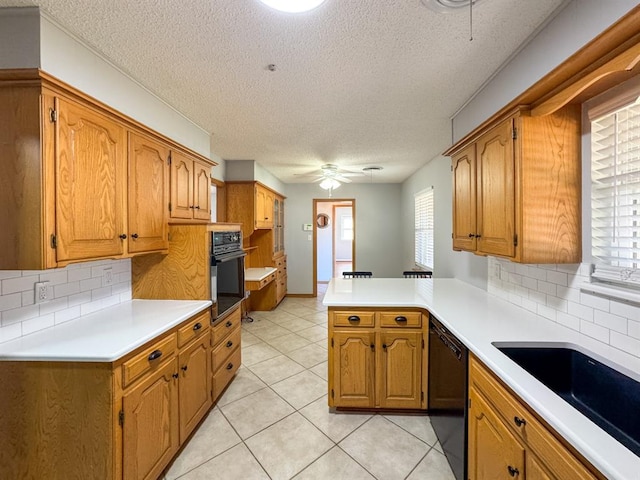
[
  {"left": 415, "top": 188, "right": 434, "bottom": 270},
  {"left": 591, "top": 99, "right": 640, "bottom": 288}
]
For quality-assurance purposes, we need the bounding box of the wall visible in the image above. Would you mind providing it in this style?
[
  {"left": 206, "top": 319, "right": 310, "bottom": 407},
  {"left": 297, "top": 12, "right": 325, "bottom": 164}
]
[
  {"left": 453, "top": 0, "right": 640, "bottom": 141},
  {"left": 0, "top": 259, "right": 131, "bottom": 344},
  {"left": 401, "top": 154, "right": 488, "bottom": 288},
  {"left": 0, "top": 8, "right": 39, "bottom": 69},
  {"left": 285, "top": 183, "right": 402, "bottom": 294}
]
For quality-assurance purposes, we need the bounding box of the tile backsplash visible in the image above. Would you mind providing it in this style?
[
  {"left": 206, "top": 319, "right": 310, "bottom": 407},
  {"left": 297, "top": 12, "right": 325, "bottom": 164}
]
[
  {"left": 0, "top": 258, "right": 132, "bottom": 344},
  {"left": 488, "top": 257, "right": 640, "bottom": 359}
]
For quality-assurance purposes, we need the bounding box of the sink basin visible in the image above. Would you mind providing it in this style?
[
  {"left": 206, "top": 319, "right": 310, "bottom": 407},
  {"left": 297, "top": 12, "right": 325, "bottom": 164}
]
[{"left": 493, "top": 342, "right": 640, "bottom": 456}]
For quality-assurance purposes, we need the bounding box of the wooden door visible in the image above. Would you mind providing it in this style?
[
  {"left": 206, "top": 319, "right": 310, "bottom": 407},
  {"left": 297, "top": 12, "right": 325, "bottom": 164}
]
[
  {"left": 378, "top": 331, "right": 422, "bottom": 409},
  {"left": 193, "top": 159, "right": 211, "bottom": 220},
  {"left": 331, "top": 331, "right": 375, "bottom": 408},
  {"left": 128, "top": 132, "right": 169, "bottom": 253},
  {"left": 122, "top": 358, "right": 179, "bottom": 480},
  {"left": 468, "top": 386, "right": 525, "bottom": 480},
  {"left": 170, "top": 152, "right": 194, "bottom": 219},
  {"left": 264, "top": 190, "right": 274, "bottom": 228},
  {"left": 476, "top": 119, "right": 515, "bottom": 257},
  {"left": 452, "top": 144, "right": 477, "bottom": 252},
  {"left": 55, "top": 96, "right": 127, "bottom": 262},
  {"left": 178, "top": 336, "right": 212, "bottom": 441}
]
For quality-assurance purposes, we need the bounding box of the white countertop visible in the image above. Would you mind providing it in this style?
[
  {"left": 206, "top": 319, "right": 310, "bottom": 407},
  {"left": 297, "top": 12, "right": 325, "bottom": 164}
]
[
  {"left": 245, "top": 267, "right": 277, "bottom": 282},
  {"left": 0, "top": 299, "right": 211, "bottom": 362},
  {"left": 323, "top": 278, "right": 640, "bottom": 480}
]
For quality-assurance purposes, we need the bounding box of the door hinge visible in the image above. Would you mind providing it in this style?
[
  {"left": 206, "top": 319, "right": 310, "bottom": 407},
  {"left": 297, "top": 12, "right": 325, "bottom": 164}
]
[
  {"left": 422, "top": 338, "right": 425, "bottom": 349},
  {"left": 118, "top": 410, "right": 124, "bottom": 427},
  {"left": 331, "top": 389, "right": 334, "bottom": 398},
  {"left": 514, "top": 234, "right": 518, "bottom": 247},
  {"left": 50, "top": 234, "right": 57, "bottom": 249},
  {"left": 49, "top": 108, "right": 58, "bottom": 123},
  {"left": 168, "top": 202, "right": 172, "bottom": 212},
  {"left": 421, "top": 391, "right": 424, "bottom": 401},
  {"left": 468, "top": 398, "right": 472, "bottom": 409},
  {"left": 168, "top": 152, "right": 172, "bottom": 165},
  {"left": 512, "top": 124, "right": 517, "bottom": 140},
  {"left": 331, "top": 338, "right": 334, "bottom": 348}
]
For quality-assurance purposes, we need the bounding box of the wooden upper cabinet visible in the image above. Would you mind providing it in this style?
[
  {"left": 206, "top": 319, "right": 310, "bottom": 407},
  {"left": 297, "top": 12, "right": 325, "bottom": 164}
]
[
  {"left": 226, "top": 182, "right": 281, "bottom": 239},
  {"left": 476, "top": 119, "right": 515, "bottom": 258},
  {"left": 452, "top": 144, "right": 477, "bottom": 252},
  {"left": 55, "top": 96, "right": 128, "bottom": 263},
  {"left": 170, "top": 153, "right": 211, "bottom": 222},
  {"left": 128, "top": 132, "right": 170, "bottom": 253},
  {"left": 447, "top": 106, "right": 581, "bottom": 264},
  {"left": 255, "top": 184, "right": 274, "bottom": 229}
]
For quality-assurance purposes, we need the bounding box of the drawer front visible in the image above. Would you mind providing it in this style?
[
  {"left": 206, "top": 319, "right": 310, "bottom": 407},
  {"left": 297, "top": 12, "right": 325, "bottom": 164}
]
[
  {"left": 177, "top": 310, "right": 210, "bottom": 348},
  {"left": 261, "top": 272, "right": 276, "bottom": 288},
  {"left": 122, "top": 333, "right": 177, "bottom": 388},
  {"left": 212, "top": 327, "right": 241, "bottom": 373},
  {"left": 213, "top": 347, "right": 241, "bottom": 401},
  {"left": 379, "top": 311, "right": 422, "bottom": 328},
  {"left": 332, "top": 311, "right": 375, "bottom": 327},
  {"left": 212, "top": 306, "right": 241, "bottom": 345}
]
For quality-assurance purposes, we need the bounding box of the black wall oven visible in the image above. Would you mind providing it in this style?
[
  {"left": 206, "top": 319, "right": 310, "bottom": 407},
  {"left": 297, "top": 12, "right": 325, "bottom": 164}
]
[{"left": 210, "top": 231, "right": 246, "bottom": 319}]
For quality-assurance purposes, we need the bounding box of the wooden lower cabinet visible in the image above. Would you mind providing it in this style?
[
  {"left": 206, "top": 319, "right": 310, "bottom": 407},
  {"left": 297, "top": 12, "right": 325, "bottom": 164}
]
[
  {"left": 0, "top": 308, "right": 227, "bottom": 480},
  {"left": 123, "top": 357, "right": 180, "bottom": 480},
  {"left": 328, "top": 308, "right": 427, "bottom": 410},
  {"left": 468, "top": 355, "right": 600, "bottom": 480},
  {"left": 211, "top": 306, "right": 242, "bottom": 401}
]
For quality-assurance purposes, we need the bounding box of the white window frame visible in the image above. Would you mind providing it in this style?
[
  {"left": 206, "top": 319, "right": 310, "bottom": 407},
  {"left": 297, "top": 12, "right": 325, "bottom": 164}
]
[
  {"left": 584, "top": 77, "right": 640, "bottom": 294},
  {"left": 414, "top": 187, "right": 434, "bottom": 271},
  {"left": 341, "top": 214, "right": 353, "bottom": 241}
]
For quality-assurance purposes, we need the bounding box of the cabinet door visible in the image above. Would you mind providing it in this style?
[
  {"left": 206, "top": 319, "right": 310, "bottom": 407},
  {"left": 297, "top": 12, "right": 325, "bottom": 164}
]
[
  {"left": 170, "top": 152, "right": 194, "bottom": 219},
  {"left": 122, "top": 358, "right": 179, "bottom": 480},
  {"left": 452, "top": 144, "right": 477, "bottom": 251},
  {"left": 55, "top": 96, "right": 127, "bottom": 262},
  {"left": 331, "top": 331, "right": 375, "bottom": 408},
  {"left": 468, "top": 386, "right": 525, "bottom": 480},
  {"left": 379, "top": 331, "right": 423, "bottom": 409},
  {"left": 476, "top": 119, "right": 515, "bottom": 257},
  {"left": 128, "top": 132, "right": 169, "bottom": 253},
  {"left": 178, "top": 336, "right": 212, "bottom": 441},
  {"left": 255, "top": 186, "right": 268, "bottom": 228},
  {"left": 193, "top": 159, "right": 211, "bottom": 220}
]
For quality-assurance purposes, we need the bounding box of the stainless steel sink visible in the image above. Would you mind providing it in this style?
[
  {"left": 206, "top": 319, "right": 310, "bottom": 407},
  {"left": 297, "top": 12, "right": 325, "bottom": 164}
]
[{"left": 493, "top": 342, "right": 640, "bottom": 456}]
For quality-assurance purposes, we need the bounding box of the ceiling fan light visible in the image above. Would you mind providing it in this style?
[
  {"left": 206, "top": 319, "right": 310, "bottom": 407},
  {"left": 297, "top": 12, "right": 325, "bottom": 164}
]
[
  {"left": 319, "top": 178, "right": 340, "bottom": 190},
  {"left": 258, "top": 0, "right": 326, "bottom": 13}
]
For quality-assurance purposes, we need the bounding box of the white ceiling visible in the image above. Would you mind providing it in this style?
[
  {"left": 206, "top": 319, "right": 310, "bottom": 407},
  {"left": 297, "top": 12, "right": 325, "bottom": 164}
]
[{"left": 0, "top": 0, "right": 566, "bottom": 183}]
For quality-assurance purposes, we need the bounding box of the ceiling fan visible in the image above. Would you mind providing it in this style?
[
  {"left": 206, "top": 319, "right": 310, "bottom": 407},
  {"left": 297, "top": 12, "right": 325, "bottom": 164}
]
[{"left": 295, "top": 164, "right": 364, "bottom": 185}]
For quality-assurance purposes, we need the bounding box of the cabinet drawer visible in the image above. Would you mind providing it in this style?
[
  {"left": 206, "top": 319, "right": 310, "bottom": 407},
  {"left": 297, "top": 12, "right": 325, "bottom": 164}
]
[
  {"left": 177, "top": 310, "right": 210, "bottom": 348},
  {"left": 212, "top": 327, "right": 241, "bottom": 372},
  {"left": 122, "top": 333, "right": 177, "bottom": 388},
  {"left": 213, "top": 347, "right": 241, "bottom": 401},
  {"left": 379, "top": 312, "right": 422, "bottom": 328},
  {"left": 332, "top": 311, "right": 375, "bottom": 327},
  {"left": 212, "top": 306, "right": 241, "bottom": 345}
]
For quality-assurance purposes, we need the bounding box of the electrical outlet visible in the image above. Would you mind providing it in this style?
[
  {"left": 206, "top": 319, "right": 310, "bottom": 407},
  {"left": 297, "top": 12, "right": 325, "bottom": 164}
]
[
  {"left": 103, "top": 268, "right": 113, "bottom": 286},
  {"left": 35, "top": 281, "right": 50, "bottom": 304}
]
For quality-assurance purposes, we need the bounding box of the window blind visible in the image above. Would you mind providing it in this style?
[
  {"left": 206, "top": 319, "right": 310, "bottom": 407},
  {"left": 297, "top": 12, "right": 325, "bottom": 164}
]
[
  {"left": 415, "top": 188, "right": 434, "bottom": 270},
  {"left": 591, "top": 100, "right": 640, "bottom": 288}
]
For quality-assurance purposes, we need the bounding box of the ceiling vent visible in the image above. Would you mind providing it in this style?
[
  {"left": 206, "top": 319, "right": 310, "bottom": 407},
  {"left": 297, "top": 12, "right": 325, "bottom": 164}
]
[{"left": 420, "top": 0, "right": 486, "bottom": 13}]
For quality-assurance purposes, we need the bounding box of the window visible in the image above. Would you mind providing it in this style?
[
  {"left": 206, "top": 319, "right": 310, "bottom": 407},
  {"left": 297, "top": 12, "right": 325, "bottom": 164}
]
[
  {"left": 415, "top": 188, "right": 434, "bottom": 270},
  {"left": 341, "top": 215, "right": 353, "bottom": 241},
  {"left": 589, "top": 91, "right": 640, "bottom": 289}
]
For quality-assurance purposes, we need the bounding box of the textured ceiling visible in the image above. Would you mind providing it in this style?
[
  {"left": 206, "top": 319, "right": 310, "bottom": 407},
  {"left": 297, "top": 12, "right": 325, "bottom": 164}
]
[{"left": 0, "top": 0, "right": 566, "bottom": 183}]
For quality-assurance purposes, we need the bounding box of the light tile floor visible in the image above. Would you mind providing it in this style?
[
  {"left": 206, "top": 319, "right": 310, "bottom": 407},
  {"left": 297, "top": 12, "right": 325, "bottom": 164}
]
[{"left": 163, "top": 286, "right": 455, "bottom": 480}]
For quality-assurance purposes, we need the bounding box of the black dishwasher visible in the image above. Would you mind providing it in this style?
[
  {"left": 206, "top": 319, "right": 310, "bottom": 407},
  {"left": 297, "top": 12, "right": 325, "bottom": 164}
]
[{"left": 428, "top": 315, "right": 468, "bottom": 480}]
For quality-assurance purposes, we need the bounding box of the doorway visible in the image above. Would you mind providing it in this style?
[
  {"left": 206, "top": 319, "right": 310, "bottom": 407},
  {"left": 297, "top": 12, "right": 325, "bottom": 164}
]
[{"left": 313, "top": 199, "right": 355, "bottom": 297}]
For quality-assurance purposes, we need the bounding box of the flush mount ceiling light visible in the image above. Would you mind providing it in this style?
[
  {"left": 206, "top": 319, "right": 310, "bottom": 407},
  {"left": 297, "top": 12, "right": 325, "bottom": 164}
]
[
  {"left": 319, "top": 178, "right": 341, "bottom": 190},
  {"left": 420, "top": 0, "right": 485, "bottom": 13},
  {"left": 258, "top": 0, "right": 326, "bottom": 13}
]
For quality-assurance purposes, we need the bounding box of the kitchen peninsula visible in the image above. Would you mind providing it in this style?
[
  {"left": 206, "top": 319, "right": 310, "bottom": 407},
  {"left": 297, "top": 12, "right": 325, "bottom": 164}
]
[{"left": 323, "top": 278, "right": 640, "bottom": 480}]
